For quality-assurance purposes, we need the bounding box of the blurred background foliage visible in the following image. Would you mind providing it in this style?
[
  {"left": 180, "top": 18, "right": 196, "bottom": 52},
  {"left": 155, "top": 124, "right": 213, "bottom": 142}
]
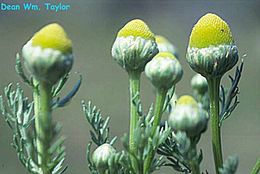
[{"left": 0, "top": 0, "right": 259, "bottom": 173}]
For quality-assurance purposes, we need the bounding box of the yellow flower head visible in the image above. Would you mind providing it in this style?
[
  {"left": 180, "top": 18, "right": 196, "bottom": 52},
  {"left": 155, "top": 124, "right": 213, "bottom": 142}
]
[
  {"left": 189, "top": 13, "right": 233, "bottom": 48},
  {"left": 32, "top": 23, "right": 72, "bottom": 53},
  {"left": 154, "top": 52, "right": 176, "bottom": 60},
  {"left": 177, "top": 95, "right": 197, "bottom": 107},
  {"left": 117, "top": 19, "right": 155, "bottom": 40}
]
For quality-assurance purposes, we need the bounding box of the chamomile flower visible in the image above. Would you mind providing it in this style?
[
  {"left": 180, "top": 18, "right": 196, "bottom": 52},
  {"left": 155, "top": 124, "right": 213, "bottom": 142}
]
[
  {"left": 22, "top": 23, "right": 73, "bottom": 85},
  {"left": 186, "top": 13, "right": 238, "bottom": 78},
  {"left": 145, "top": 52, "right": 183, "bottom": 90},
  {"left": 168, "top": 95, "right": 208, "bottom": 137},
  {"left": 111, "top": 19, "right": 158, "bottom": 73}
]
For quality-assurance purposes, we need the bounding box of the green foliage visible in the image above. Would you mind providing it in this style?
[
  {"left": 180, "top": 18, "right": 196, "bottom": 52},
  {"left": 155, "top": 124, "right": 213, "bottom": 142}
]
[
  {"left": 1, "top": 55, "right": 80, "bottom": 173},
  {"left": 122, "top": 105, "right": 171, "bottom": 173},
  {"left": 220, "top": 61, "right": 244, "bottom": 125},
  {"left": 164, "top": 86, "right": 175, "bottom": 112},
  {"left": 0, "top": 84, "right": 38, "bottom": 173},
  {"left": 174, "top": 132, "right": 202, "bottom": 165},
  {"left": 83, "top": 101, "right": 123, "bottom": 173},
  {"left": 157, "top": 132, "right": 190, "bottom": 173},
  {"left": 83, "top": 102, "right": 176, "bottom": 174},
  {"left": 82, "top": 101, "right": 116, "bottom": 146},
  {"left": 0, "top": 84, "right": 67, "bottom": 174},
  {"left": 52, "top": 74, "right": 82, "bottom": 108}
]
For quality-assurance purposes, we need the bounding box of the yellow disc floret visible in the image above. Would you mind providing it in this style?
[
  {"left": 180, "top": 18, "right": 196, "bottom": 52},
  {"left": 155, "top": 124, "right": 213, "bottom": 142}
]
[
  {"left": 117, "top": 19, "right": 155, "bottom": 40},
  {"left": 154, "top": 52, "right": 176, "bottom": 60},
  {"left": 177, "top": 95, "right": 198, "bottom": 107},
  {"left": 189, "top": 13, "right": 233, "bottom": 48},
  {"left": 32, "top": 23, "right": 72, "bottom": 53}
]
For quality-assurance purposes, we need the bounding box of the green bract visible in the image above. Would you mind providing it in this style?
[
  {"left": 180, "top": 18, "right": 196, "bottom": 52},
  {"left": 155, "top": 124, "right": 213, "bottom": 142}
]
[
  {"left": 111, "top": 19, "right": 158, "bottom": 73},
  {"left": 145, "top": 52, "right": 183, "bottom": 90},
  {"left": 186, "top": 45, "right": 238, "bottom": 78},
  {"left": 22, "top": 23, "right": 73, "bottom": 85}
]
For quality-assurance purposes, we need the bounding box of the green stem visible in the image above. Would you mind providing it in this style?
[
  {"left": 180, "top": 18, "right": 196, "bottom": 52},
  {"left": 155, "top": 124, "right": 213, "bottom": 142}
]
[
  {"left": 34, "top": 81, "right": 52, "bottom": 174},
  {"left": 151, "top": 90, "right": 167, "bottom": 136},
  {"left": 143, "top": 89, "right": 167, "bottom": 174},
  {"left": 207, "top": 77, "right": 223, "bottom": 174},
  {"left": 128, "top": 72, "right": 141, "bottom": 171},
  {"left": 189, "top": 141, "right": 200, "bottom": 174},
  {"left": 251, "top": 158, "right": 260, "bottom": 174}
]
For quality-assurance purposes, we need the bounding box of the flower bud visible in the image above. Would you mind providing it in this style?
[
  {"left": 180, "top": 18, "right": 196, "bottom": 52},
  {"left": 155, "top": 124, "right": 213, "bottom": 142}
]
[
  {"left": 186, "top": 13, "right": 238, "bottom": 78},
  {"left": 155, "top": 35, "right": 178, "bottom": 57},
  {"left": 191, "top": 74, "right": 208, "bottom": 95},
  {"left": 111, "top": 19, "right": 158, "bottom": 73},
  {"left": 22, "top": 23, "right": 73, "bottom": 85},
  {"left": 92, "top": 143, "right": 116, "bottom": 173},
  {"left": 168, "top": 95, "right": 208, "bottom": 137},
  {"left": 145, "top": 52, "right": 183, "bottom": 90}
]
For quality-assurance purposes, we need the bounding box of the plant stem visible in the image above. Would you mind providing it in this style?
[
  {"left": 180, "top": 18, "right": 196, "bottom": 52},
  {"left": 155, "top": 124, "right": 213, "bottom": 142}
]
[
  {"left": 143, "top": 89, "right": 167, "bottom": 174},
  {"left": 151, "top": 89, "right": 167, "bottom": 136},
  {"left": 128, "top": 72, "right": 141, "bottom": 171},
  {"left": 207, "top": 77, "right": 223, "bottom": 174},
  {"left": 34, "top": 81, "right": 52, "bottom": 174},
  {"left": 251, "top": 158, "right": 260, "bottom": 174},
  {"left": 189, "top": 141, "right": 200, "bottom": 174}
]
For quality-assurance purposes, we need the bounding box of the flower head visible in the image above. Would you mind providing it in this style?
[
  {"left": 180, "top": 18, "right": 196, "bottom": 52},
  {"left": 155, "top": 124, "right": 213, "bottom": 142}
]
[
  {"left": 145, "top": 52, "right": 183, "bottom": 90},
  {"left": 111, "top": 19, "right": 158, "bottom": 73},
  {"left": 186, "top": 13, "right": 238, "bottom": 78},
  {"left": 168, "top": 95, "right": 208, "bottom": 137},
  {"left": 22, "top": 23, "right": 73, "bottom": 85},
  {"left": 92, "top": 143, "right": 116, "bottom": 173},
  {"left": 155, "top": 35, "right": 178, "bottom": 57}
]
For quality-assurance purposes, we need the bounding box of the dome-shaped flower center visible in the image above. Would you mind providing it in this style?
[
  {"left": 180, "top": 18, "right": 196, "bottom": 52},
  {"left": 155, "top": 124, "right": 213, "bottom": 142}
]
[
  {"left": 117, "top": 19, "right": 155, "bottom": 40},
  {"left": 32, "top": 23, "right": 72, "bottom": 53},
  {"left": 189, "top": 13, "right": 233, "bottom": 48},
  {"left": 177, "top": 95, "right": 198, "bottom": 107}
]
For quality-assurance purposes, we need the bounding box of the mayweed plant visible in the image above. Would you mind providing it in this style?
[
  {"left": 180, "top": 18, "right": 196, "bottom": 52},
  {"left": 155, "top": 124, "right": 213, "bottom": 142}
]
[{"left": 1, "top": 13, "right": 259, "bottom": 174}]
